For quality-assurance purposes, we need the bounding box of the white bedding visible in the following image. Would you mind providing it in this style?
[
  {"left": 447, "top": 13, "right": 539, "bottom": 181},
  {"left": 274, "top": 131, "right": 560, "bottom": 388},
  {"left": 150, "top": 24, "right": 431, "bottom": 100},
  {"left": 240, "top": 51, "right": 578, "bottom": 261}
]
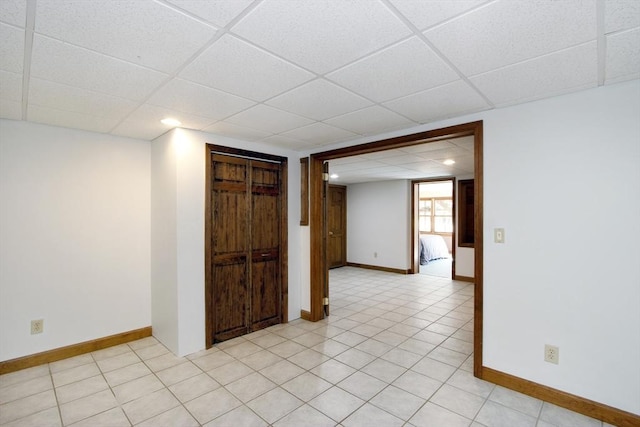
[{"left": 419, "top": 234, "right": 450, "bottom": 265}]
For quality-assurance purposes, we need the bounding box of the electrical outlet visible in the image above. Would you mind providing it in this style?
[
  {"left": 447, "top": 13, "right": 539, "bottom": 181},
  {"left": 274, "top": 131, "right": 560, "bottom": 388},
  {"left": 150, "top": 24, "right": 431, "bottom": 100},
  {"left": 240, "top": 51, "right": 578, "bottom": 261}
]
[
  {"left": 544, "top": 344, "right": 559, "bottom": 364},
  {"left": 31, "top": 319, "right": 44, "bottom": 335}
]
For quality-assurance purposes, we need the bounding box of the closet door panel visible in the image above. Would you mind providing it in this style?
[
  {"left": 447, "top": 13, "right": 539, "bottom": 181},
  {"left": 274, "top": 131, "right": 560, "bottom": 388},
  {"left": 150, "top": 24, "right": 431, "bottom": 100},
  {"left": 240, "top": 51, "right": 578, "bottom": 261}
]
[
  {"left": 251, "top": 256, "right": 279, "bottom": 328},
  {"left": 211, "top": 155, "right": 250, "bottom": 342},
  {"left": 212, "top": 257, "right": 248, "bottom": 341},
  {"left": 251, "top": 161, "right": 281, "bottom": 329}
]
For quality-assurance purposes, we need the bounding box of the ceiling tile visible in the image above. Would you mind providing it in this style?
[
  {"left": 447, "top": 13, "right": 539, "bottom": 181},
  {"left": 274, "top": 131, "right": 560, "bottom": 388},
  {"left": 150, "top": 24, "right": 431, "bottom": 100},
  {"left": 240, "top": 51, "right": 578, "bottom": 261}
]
[
  {"left": 0, "top": 70, "right": 22, "bottom": 102},
  {"left": 29, "top": 78, "right": 137, "bottom": 121},
  {"left": 605, "top": 0, "right": 640, "bottom": 33},
  {"left": 0, "top": 0, "right": 26, "bottom": 27},
  {"left": 112, "top": 104, "right": 215, "bottom": 140},
  {"left": 260, "top": 134, "right": 314, "bottom": 151},
  {"left": 201, "top": 121, "right": 272, "bottom": 141},
  {"left": 334, "top": 164, "right": 405, "bottom": 176},
  {"left": 424, "top": 0, "right": 596, "bottom": 76},
  {"left": 180, "top": 34, "right": 314, "bottom": 102},
  {"left": 450, "top": 136, "right": 474, "bottom": 151},
  {"left": 147, "top": 78, "right": 255, "bottom": 120},
  {"left": 406, "top": 162, "right": 456, "bottom": 176},
  {"left": 401, "top": 141, "right": 456, "bottom": 153},
  {"left": 361, "top": 150, "right": 406, "bottom": 161},
  {"left": 325, "top": 106, "right": 414, "bottom": 135},
  {"left": 471, "top": 42, "right": 598, "bottom": 107},
  {"left": 410, "top": 146, "right": 469, "bottom": 160},
  {"left": 164, "top": 0, "right": 254, "bottom": 27},
  {"left": 606, "top": 28, "right": 640, "bottom": 84},
  {"left": 225, "top": 104, "right": 314, "bottom": 134},
  {"left": 0, "top": 22, "right": 24, "bottom": 73},
  {"left": 327, "top": 37, "right": 458, "bottom": 103},
  {"left": 0, "top": 100, "right": 21, "bottom": 120},
  {"left": 28, "top": 104, "right": 121, "bottom": 134},
  {"left": 30, "top": 35, "right": 168, "bottom": 102},
  {"left": 377, "top": 154, "right": 426, "bottom": 166},
  {"left": 280, "top": 122, "right": 358, "bottom": 145},
  {"left": 267, "top": 79, "right": 372, "bottom": 121},
  {"left": 388, "top": 0, "right": 487, "bottom": 30},
  {"left": 451, "top": 154, "right": 474, "bottom": 170},
  {"left": 231, "top": 0, "right": 411, "bottom": 74},
  {"left": 329, "top": 159, "right": 388, "bottom": 172},
  {"left": 35, "top": 0, "right": 218, "bottom": 73},
  {"left": 384, "top": 80, "right": 489, "bottom": 123},
  {"left": 329, "top": 155, "right": 368, "bottom": 166}
]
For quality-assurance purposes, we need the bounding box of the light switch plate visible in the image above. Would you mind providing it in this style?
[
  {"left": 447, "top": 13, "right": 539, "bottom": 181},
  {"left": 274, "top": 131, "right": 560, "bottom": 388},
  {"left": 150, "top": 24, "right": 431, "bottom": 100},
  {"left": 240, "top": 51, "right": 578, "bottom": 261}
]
[{"left": 494, "top": 228, "right": 505, "bottom": 243}]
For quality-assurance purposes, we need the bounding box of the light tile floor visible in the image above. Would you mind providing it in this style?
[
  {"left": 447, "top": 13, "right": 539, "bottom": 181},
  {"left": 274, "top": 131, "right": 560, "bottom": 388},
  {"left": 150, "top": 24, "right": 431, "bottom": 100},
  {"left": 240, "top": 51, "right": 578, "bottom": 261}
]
[{"left": 0, "top": 267, "right": 614, "bottom": 426}]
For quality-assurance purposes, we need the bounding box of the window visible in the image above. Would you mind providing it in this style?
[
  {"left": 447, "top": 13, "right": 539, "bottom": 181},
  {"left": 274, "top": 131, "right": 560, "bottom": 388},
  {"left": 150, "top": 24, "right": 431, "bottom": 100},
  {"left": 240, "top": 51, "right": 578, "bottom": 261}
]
[{"left": 419, "top": 197, "right": 453, "bottom": 233}]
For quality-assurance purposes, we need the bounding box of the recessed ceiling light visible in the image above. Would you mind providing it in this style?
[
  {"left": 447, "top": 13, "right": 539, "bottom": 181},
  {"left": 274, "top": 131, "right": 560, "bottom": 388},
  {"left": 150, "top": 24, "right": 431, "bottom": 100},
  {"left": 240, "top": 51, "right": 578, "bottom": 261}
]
[
  {"left": 330, "top": 173, "right": 339, "bottom": 179},
  {"left": 160, "top": 118, "right": 182, "bottom": 127},
  {"left": 443, "top": 159, "right": 456, "bottom": 165}
]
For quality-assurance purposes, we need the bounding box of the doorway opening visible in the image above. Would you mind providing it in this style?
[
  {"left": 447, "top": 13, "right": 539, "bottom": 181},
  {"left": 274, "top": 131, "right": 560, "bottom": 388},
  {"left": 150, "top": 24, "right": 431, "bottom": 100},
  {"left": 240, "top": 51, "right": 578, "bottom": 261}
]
[
  {"left": 413, "top": 179, "right": 455, "bottom": 279},
  {"left": 309, "top": 121, "right": 483, "bottom": 377}
]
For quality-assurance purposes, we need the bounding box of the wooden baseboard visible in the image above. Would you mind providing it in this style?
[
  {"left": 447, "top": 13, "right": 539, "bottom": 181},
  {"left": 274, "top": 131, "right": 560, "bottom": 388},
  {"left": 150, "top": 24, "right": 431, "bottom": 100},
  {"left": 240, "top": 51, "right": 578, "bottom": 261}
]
[
  {"left": 346, "top": 262, "right": 410, "bottom": 275},
  {"left": 300, "top": 310, "right": 312, "bottom": 321},
  {"left": 0, "top": 326, "right": 152, "bottom": 375},
  {"left": 454, "top": 274, "right": 474, "bottom": 283},
  {"left": 481, "top": 367, "right": 640, "bottom": 427}
]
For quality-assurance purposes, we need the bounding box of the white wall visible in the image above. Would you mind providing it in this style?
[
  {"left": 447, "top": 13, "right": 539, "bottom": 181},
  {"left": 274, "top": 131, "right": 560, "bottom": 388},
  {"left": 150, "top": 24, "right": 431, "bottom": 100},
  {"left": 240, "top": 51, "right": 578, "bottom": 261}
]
[
  {"left": 305, "top": 80, "right": 640, "bottom": 414},
  {"left": 150, "top": 133, "right": 179, "bottom": 354},
  {"left": 0, "top": 120, "right": 151, "bottom": 361},
  {"left": 150, "top": 128, "right": 302, "bottom": 356},
  {"left": 346, "top": 180, "right": 411, "bottom": 270},
  {"left": 481, "top": 81, "right": 640, "bottom": 414}
]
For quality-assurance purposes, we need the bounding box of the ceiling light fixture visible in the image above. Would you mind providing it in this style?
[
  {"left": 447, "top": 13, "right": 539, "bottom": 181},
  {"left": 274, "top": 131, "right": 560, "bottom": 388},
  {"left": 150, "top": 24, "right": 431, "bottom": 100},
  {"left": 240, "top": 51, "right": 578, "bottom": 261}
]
[
  {"left": 443, "top": 159, "right": 456, "bottom": 165},
  {"left": 160, "top": 118, "right": 182, "bottom": 127},
  {"left": 330, "top": 173, "right": 339, "bottom": 179}
]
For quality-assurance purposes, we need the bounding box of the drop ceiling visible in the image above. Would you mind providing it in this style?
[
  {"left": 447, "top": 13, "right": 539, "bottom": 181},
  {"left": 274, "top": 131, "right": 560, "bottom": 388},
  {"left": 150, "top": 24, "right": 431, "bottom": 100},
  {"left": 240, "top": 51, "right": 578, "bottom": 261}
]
[
  {"left": 1, "top": 0, "right": 639, "bottom": 157},
  {"left": 328, "top": 135, "right": 474, "bottom": 184}
]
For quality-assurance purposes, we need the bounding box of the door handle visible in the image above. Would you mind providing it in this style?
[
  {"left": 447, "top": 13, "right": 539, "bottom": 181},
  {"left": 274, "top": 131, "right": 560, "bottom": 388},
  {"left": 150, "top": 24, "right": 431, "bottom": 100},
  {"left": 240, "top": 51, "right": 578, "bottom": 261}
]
[
  {"left": 261, "top": 253, "right": 270, "bottom": 257},
  {"left": 329, "top": 231, "right": 334, "bottom": 235}
]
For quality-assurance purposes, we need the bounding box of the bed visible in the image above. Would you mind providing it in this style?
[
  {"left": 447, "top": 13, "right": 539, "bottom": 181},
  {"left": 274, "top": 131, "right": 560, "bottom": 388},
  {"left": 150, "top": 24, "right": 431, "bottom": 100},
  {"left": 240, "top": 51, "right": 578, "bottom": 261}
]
[{"left": 419, "top": 234, "right": 451, "bottom": 265}]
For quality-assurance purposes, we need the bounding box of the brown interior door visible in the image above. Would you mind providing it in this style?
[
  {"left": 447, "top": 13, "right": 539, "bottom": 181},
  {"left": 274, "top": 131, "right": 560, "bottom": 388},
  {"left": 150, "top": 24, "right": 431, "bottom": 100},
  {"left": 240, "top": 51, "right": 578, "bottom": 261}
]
[
  {"left": 211, "top": 154, "right": 250, "bottom": 342},
  {"left": 328, "top": 185, "right": 347, "bottom": 269},
  {"left": 211, "top": 154, "right": 282, "bottom": 343},
  {"left": 251, "top": 160, "right": 281, "bottom": 331}
]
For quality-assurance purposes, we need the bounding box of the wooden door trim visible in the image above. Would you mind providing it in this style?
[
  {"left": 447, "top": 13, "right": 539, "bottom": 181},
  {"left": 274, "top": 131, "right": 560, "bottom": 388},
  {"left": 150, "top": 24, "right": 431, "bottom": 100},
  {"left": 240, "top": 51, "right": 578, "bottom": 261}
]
[
  {"left": 205, "top": 144, "right": 288, "bottom": 348},
  {"left": 309, "top": 121, "right": 483, "bottom": 375}
]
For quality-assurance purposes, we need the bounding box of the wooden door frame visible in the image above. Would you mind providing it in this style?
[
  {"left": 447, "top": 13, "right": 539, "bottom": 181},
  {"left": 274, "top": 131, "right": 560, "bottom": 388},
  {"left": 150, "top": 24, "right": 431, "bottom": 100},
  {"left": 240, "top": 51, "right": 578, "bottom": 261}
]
[
  {"left": 411, "top": 178, "right": 456, "bottom": 277},
  {"left": 309, "top": 121, "right": 483, "bottom": 378},
  {"left": 205, "top": 144, "right": 288, "bottom": 349}
]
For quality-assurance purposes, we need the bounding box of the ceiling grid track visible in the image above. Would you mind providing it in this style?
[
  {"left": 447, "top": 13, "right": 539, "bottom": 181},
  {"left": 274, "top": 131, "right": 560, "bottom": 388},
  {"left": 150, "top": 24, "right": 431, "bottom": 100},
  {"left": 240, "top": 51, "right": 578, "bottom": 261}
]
[
  {"left": 20, "top": 0, "right": 37, "bottom": 120},
  {"left": 382, "top": 0, "right": 496, "bottom": 110},
  {"left": 107, "top": 0, "right": 265, "bottom": 134},
  {"left": 596, "top": 0, "right": 606, "bottom": 86}
]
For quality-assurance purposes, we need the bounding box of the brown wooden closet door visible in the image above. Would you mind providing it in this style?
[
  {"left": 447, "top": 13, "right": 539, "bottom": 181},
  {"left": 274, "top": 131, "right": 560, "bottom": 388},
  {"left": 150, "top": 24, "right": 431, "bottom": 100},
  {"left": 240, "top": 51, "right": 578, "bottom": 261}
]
[
  {"left": 251, "top": 160, "right": 281, "bottom": 330},
  {"left": 210, "top": 154, "right": 282, "bottom": 343},
  {"left": 211, "top": 154, "right": 250, "bottom": 342},
  {"left": 327, "top": 185, "right": 346, "bottom": 269}
]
